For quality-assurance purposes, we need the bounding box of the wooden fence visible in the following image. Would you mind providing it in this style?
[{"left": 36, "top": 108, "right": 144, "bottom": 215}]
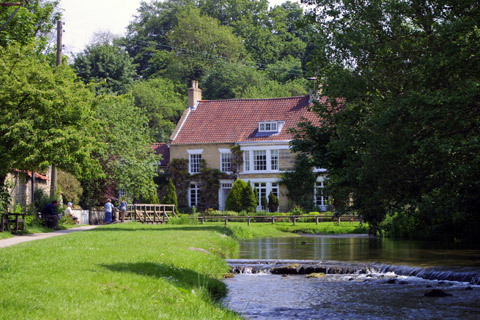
[
  {"left": 89, "top": 204, "right": 176, "bottom": 224},
  {"left": 197, "top": 214, "right": 361, "bottom": 226},
  {"left": 128, "top": 204, "right": 176, "bottom": 224}
]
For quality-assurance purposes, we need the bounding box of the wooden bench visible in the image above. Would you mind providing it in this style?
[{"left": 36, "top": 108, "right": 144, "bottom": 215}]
[{"left": 0, "top": 212, "right": 26, "bottom": 232}]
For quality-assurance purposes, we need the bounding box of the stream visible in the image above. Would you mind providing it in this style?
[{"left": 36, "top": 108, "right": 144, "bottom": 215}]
[{"left": 223, "top": 235, "right": 480, "bottom": 319}]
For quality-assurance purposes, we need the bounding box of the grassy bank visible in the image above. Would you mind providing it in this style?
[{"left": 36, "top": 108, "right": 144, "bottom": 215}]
[
  {"left": 0, "top": 221, "right": 366, "bottom": 319},
  {"left": 206, "top": 221, "right": 367, "bottom": 237},
  {"left": 0, "top": 223, "right": 240, "bottom": 319}
]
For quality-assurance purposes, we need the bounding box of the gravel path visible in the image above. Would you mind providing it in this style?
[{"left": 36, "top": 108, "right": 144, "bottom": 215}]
[{"left": 0, "top": 225, "right": 99, "bottom": 248}]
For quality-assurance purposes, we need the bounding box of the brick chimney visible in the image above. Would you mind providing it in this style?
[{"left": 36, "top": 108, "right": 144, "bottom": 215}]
[{"left": 188, "top": 80, "right": 202, "bottom": 109}]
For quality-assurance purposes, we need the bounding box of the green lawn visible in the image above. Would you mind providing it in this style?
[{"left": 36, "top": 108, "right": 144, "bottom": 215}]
[
  {"left": 0, "top": 223, "right": 240, "bottom": 319},
  {"left": 0, "top": 221, "right": 367, "bottom": 319},
  {"left": 206, "top": 221, "right": 368, "bottom": 237}
]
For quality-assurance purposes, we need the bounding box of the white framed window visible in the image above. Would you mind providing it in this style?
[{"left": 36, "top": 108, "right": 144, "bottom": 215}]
[
  {"left": 189, "top": 182, "right": 200, "bottom": 207},
  {"left": 314, "top": 179, "right": 330, "bottom": 211},
  {"left": 254, "top": 182, "right": 267, "bottom": 210},
  {"left": 249, "top": 180, "right": 280, "bottom": 211},
  {"left": 221, "top": 153, "right": 232, "bottom": 173},
  {"left": 253, "top": 150, "right": 267, "bottom": 171},
  {"left": 258, "top": 121, "right": 278, "bottom": 132},
  {"left": 243, "top": 149, "right": 280, "bottom": 172},
  {"left": 189, "top": 153, "right": 202, "bottom": 174},
  {"left": 271, "top": 183, "right": 279, "bottom": 198},
  {"left": 244, "top": 151, "right": 250, "bottom": 171},
  {"left": 271, "top": 150, "right": 279, "bottom": 171}
]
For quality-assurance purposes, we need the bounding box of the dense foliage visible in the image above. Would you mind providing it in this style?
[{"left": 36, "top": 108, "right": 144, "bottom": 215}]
[
  {"left": 0, "top": 0, "right": 60, "bottom": 48},
  {"left": 0, "top": 43, "right": 101, "bottom": 209},
  {"left": 292, "top": 0, "right": 480, "bottom": 242},
  {"left": 225, "top": 179, "right": 256, "bottom": 212},
  {"left": 121, "top": 0, "right": 311, "bottom": 100},
  {"left": 89, "top": 95, "right": 159, "bottom": 203},
  {"left": 281, "top": 154, "right": 317, "bottom": 211},
  {"left": 162, "top": 179, "right": 178, "bottom": 209},
  {"left": 73, "top": 42, "right": 137, "bottom": 94},
  {"left": 268, "top": 192, "right": 279, "bottom": 212}
]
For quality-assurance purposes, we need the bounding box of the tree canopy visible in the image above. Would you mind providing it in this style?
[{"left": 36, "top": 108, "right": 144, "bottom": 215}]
[
  {"left": 0, "top": 43, "right": 100, "bottom": 181},
  {"left": 121, "top": 0, "right": 310, "bottom": 98},
  {"left": 0, "top": 0, "right": 60, "bottom": 48},
  {"left": 73, "top": 42, "right": 137, "bottom": 95},
  {"left": 292, "top": 0, "right": 480, "bottom": 242}
]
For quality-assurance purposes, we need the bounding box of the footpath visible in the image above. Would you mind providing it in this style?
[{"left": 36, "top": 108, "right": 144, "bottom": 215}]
[{"left": 0, "top": 225, "right": 98, "bottom": 249}]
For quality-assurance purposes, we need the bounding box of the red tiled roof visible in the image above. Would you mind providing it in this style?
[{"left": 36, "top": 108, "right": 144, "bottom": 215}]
[
  {"left": 12, "top": 169, "right": 48, "bottom": 180},
  {"left": 151, "top": 143, "right": 170, "bottom": 166},
  {"left": 171, "top": 95, "right": 321, "bottom": 144}
]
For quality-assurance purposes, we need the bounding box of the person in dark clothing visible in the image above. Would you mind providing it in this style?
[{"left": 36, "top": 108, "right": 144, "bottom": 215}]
[{"left": 42, "top": 200, "right": 60, "bottom": 230}]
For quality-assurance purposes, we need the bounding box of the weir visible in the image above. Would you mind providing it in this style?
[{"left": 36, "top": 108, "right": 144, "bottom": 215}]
[{"left": 227, "top": 259, "right": 480, "bottom": 285}]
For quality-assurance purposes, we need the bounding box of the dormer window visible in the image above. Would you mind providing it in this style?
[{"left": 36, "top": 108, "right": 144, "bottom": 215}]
[{"left": 258, "top": 121, "right": 281, "bottom": 133}]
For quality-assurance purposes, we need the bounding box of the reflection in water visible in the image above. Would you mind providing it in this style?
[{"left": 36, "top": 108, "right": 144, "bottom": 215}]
[
  {"left": 237, "top": 236, "right": 480, "bottom": 267},
  {"left": 224, "top": 236, "right": 480, "bottom": 319}
]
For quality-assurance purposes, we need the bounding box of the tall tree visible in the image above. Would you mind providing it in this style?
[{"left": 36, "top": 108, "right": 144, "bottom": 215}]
[
  {"left": 131, "top": 78, "right": 186, "bottom": 142},
  {"left": 123, "top": 0, "right": 195, "bottom": 76},
  {"left": 86, "top": 94, "right": 159, "bottom": 203},
  {"left": 0, "top": 0, "right": 60, "bottom": 48},
  {"left": 166, "top": 7, "right": 248, "bottom": 81},
  {"left": 73, "top": 43, "right": 137, "bottom": 95},
  {"left": 293, "top": 0, "right": 480, "bottom": 241},
  {"left": 0, "top": 42, "right": 101, "bottom": 210},
  {"left": 203, "top": 61, "right": 307, "bottom": 100}
]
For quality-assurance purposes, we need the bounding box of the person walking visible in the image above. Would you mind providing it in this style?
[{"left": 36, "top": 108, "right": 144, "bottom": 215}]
[
  {"left": 104, "top": 199, "right": 114, "bottom": 224},
  {"left": 119, "top": 198, "right": 127, "bottom": 223}
]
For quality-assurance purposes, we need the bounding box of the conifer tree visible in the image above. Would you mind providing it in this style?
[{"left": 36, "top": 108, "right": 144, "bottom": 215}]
[
  {"left": 242, "top": 182, "right": 257, "bottom": 213},
  {"left": 225, "top": 178, "right": 246, "bottom": 212},
  {"left": 268, "top": 192, "right": 279, "bottom": 212},
  {"left": 162, "top": 179, "right": 178, "bottom": 209}
]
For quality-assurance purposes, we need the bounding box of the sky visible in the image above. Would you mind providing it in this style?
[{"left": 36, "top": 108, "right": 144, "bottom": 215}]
[{"left": 58, "top": 0, "right": 296, "bottom": 56}]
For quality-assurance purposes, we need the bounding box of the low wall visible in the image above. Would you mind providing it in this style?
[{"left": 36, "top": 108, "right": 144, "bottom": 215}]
[{"left": 71, "top": 209, "right": 89, "bottom": 225}]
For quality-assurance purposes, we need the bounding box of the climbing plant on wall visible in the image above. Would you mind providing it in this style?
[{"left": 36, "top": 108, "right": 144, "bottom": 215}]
[
  {"left": 230, "top": 145, "right": 243, "bottom": 177},
  {"left": 194, "top": 160, "right": 232, "bottom": 210},
  {"left": 166, "top": 159, "right": 189, "bottom": 209}
]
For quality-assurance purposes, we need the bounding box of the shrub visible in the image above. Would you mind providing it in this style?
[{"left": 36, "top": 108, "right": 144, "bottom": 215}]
[
  {"left": 32, "top": 189, "right": 54, "bottom": 214},
  {"left": 225, "top": 179, "right": 247, "bottom": 212},
  {"left": 58, "top": 170, "right": 83, "bottom": 205},
  {"left": 162, "top": 179, "right": 178, "bottom": 208},
  {"left": 380, "top": 212, "right": 417, "bottom": 239},
  {"left": 268, "top": 192, "right": 279, "bottom": 212},
  {"left": 200, "top": 210, "right": 238, "bottom": 216},
  {"left": 144, "top": 194, "right": 160, "bottom": 204},
  {"left": 242, "top": 182, "right": 257, "bottom": 213},
  {"left": 289, "top": 205, "right": 305, "bottom": 216},
  {"left": 169, "top": 213, "right": 199, "bottom": 225}
]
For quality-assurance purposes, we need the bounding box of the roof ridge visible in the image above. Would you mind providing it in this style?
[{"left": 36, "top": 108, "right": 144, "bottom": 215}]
[{"left": 198, "top": 95, "right": 308, "bottom": 103}]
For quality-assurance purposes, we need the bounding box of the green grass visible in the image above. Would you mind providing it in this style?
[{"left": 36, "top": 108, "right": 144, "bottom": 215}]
[
  {"left": 275, "top": 221, "right": 368, "bottom": 234},
  {"left": 0, "top": 221, "right": 367, "bottom": 319},
  {"left": 0, "top": 223, "right": 240, "bottom": 319},
  {"left": 0, "top": 231, "right": 13, "bottom": 240},
  {"left": 201, "top": 221, "right": 368, "bottom": 237},
  {"left": 0, "top": 219, "right": 81, "bottom": 238}
]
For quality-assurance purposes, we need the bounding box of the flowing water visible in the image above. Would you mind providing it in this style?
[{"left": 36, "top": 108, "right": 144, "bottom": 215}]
[{"left": 223, "top": 235, "right": 480, "bottom": 319}]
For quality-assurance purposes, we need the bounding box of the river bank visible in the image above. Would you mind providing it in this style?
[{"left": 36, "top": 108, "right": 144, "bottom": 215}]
[
  {"left": 2, "top": 221, "right": 343, "bottom": 319},
  {"left": 0, "top": 223, "right": 241, "bottom": 319}
]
